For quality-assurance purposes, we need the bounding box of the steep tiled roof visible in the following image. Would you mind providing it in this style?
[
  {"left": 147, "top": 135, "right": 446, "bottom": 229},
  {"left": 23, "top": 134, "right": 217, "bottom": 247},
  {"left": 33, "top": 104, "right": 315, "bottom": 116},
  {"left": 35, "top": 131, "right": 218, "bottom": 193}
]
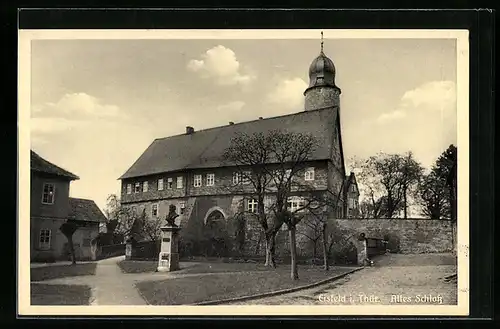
[
  {"left": 69, "top": 198, "right": 107, "bottom": 223},
  {"left": 120, "top": 107, "right": 339, "bottom": 180},
  {"left": 31, "top": 150, "right": 79, "bottom": 180}
]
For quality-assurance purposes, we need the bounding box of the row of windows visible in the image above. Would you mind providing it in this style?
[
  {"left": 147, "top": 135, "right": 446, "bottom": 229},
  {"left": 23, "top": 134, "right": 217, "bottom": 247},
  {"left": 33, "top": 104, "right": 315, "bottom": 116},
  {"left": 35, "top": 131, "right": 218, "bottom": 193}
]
[
  {"left": 125, "top": 168, "right": 316, "bottom": 195},
  {"left": 133, "top": 201, "right": 186, "bottom": 218},
  {"left": 38, "top": 229, "right": 93, "bottom": 250}
]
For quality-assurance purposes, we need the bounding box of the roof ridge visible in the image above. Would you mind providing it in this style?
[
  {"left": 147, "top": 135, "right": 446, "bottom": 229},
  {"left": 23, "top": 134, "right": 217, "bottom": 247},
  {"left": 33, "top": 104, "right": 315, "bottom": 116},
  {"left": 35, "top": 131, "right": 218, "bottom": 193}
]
[{"left": 153, "top": 107, "right": 334, "bottom": 141}]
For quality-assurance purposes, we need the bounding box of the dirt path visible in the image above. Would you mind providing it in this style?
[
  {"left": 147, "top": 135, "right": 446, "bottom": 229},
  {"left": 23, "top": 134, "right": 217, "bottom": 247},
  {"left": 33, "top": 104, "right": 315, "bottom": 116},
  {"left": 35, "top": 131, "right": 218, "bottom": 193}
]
[{"left": 230, "top": 253, "right": 458, "bottom": 305}]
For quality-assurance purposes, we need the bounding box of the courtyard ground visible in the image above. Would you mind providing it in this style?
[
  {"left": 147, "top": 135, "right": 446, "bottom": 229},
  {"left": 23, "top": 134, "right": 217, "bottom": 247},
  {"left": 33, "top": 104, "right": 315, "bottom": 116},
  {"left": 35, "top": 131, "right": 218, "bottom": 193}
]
[
  {"left": 30, "top": 256, "right": 357, "bottom": 305},
  {"left": 227, "top": 253, "right": 458, "bottom": 305}
]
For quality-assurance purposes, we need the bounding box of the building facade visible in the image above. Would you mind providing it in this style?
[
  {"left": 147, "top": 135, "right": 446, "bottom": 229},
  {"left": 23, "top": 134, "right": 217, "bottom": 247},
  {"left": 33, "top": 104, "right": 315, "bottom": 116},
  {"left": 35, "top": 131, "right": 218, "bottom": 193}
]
[
  {"left": 120, "top": 45, "right": 352, "bottom": 256},
  {"left": 30, "top": 151, "right": 106, "bottom": 262}
]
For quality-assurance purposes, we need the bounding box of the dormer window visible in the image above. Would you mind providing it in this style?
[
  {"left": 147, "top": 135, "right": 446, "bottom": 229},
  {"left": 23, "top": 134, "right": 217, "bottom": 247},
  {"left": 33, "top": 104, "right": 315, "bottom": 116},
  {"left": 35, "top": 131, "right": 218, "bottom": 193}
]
[
  {"left": 42, "top": 183, "right": 55, "bottom": 204},
  {"left": 305, "top": 167, "right": 315, "bottom": 181}
]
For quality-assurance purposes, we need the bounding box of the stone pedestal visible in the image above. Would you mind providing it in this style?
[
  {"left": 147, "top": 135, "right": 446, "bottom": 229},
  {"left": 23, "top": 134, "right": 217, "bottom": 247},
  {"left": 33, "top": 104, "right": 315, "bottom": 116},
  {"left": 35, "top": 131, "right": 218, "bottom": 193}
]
[{"left": 157, "top": 225, "right": 181, "bottom": 272}]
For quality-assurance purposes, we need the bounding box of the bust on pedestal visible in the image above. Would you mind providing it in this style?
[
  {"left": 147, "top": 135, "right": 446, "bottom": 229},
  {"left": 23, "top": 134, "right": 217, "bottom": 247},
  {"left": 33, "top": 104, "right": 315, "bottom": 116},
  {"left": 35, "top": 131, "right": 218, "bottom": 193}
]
[{"left": 157, "top": 205, "right": 181, "bottom": 272}]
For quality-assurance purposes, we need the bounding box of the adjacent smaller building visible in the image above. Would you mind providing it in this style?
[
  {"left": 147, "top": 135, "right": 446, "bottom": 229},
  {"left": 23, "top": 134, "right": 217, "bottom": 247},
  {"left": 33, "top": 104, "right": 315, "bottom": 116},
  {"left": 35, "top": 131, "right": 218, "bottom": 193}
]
[{"left": 30, "top": 150, "right": 106, "bottom": 262}]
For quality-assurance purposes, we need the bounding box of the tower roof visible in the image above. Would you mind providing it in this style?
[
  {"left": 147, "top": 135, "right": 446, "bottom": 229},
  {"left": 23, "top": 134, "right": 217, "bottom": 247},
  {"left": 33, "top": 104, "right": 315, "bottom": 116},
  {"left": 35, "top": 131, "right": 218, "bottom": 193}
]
[{"left": 304, "top": 32, "right": 340, "bottom": 94}]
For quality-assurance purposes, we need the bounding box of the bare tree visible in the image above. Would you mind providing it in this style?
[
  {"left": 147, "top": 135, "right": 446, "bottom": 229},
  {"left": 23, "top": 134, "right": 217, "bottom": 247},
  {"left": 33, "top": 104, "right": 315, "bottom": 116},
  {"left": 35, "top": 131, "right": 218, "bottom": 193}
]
[
  {"left": 223, "top": 129, "right": 319, "bottom": 272},
  {"left": 399, "top": 152, "right": 424, "bottom": 218}
]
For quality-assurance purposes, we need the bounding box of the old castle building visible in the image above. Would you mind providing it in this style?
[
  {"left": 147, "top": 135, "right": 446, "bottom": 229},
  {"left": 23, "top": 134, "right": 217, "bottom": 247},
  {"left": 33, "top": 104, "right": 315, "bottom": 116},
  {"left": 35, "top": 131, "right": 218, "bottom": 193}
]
[{"left": 119, "top": 42, "right": 360, "bottom": 255}]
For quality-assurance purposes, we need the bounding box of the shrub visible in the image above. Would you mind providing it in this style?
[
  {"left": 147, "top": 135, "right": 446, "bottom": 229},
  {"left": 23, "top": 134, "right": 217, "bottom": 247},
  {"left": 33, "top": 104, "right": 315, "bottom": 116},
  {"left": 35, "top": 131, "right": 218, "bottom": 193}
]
[{"left": 383, "top": 232, "right": 401, "bottom": 253}]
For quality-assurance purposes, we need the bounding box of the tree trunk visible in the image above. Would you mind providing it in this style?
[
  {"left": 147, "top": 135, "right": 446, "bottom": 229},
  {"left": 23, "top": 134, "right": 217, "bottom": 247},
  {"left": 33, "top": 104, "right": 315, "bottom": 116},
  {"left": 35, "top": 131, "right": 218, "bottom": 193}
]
[
  {"left": 264, "top": 233, "right": 276, "bottom": 268},
  {"left": 289, "top": 226, "right": 298, "bottom": 280},
  {"left": 403, "top": 187, "right": 408, "bottom": 219},
  {"left": 312, "top": 242, "right": 317, "bottom": 261},
  {"left": 322, "top": 226, "right": 329, "bottom": 271},
  {"left": 67, "top": 236, "right": 76, "bottom": 265}
]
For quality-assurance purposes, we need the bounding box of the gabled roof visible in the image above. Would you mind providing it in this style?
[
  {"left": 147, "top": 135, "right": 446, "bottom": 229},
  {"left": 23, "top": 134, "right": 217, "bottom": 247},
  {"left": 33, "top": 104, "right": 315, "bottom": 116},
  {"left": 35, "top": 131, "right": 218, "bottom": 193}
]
[
  {"left": 120, "top": 107, "right": 340, "bottom": 180},
  {"left": 344, "top": 172, "right": 359, "bottom": 192},
  {"left": 31, "top": 150, "right": 79, "bottom": 180},
  {"left": 68, "top": 198, "right": 107, "bottom": 223}
]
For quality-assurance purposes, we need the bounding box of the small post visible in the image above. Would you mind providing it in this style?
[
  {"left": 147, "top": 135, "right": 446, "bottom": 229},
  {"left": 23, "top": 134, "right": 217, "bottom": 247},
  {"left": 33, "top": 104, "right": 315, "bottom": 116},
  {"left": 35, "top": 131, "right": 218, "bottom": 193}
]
[{"left": 356, "top": 233, "right": 368, "bottom": 266}]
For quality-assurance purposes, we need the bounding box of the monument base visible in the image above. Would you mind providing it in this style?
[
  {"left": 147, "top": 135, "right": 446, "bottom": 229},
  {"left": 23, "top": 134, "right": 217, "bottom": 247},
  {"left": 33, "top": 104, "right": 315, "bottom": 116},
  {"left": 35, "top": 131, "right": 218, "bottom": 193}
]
[{"left": 157, "top": 252, "right": 180, "bottom": 272}]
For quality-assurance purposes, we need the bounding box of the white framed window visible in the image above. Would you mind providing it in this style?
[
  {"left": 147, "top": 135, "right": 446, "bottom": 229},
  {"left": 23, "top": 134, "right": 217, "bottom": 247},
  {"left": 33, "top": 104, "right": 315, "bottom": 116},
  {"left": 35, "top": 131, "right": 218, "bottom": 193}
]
[
  {"left": 42, "top": 183, "right": 55, "bottom": 204},
  {"left": 180, "top": 201, "right": 186, "bottom": 214},
  {"left": 134, "top": 182, "right": 141, "bottom": 193},
  {"left": 233, "top": 172, "right": 241, "bottom": 185},
  {"left": 176, "top": 176, "right": 183, "bottom": 189},
  {"left": 158, "top": 179, "right": 164, "bottom": 191},
  {"left": 287, "top": 196, "right": 306, "bottom": 213},
  {"left": 143, "top": 181, "right": 149, "bottom": 192},
  {"left": 39, "top": 229, "right": 51, "bottom": 250},
  {"left": 126, "top": 184, "right": 132, "bottom": 194},
  {"left": 167, "top": 177, "right": 173, "bottom": 189},
  {"left": 194, "top": 174, "right": 202, "bottom": 187},
  {"left": 247, "top": 198, "right": 258, "bottom": 213},
  {"left": 206, "top": 173, "right": 215, "bottom": 186},
  {"left": 304, "top": 167, "right": 315, "bottom": 181},
  {"left": 151, "top": 204, "right": 159, "bottom": 217},
  {"left": 242, "top": 171, "right": 251, "bottom": 185}
]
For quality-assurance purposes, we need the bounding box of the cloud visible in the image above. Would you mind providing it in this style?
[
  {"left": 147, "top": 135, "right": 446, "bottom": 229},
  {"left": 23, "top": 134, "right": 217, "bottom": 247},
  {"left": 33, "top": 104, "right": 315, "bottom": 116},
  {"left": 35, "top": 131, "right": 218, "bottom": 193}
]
[
  {"left": 401, "top": 80, "right": 456, "bottom": 112},
  {"left": 31, "top": 93, "right": 126, "bottom": 137},
  {"left": 33, "top": 93, "right": 122, "bottom": 120},
  {"left": 376, "top": 80, "right": 456, "bottom": 125},
  {"left": 216, "top": 101, "right": 246, "bottom": 112},
  {"left": 266, "top": 78, "right": 308, "bottom": 111},
  {"left": 187, "top": 45, "right": 256, "bottom": 86}
]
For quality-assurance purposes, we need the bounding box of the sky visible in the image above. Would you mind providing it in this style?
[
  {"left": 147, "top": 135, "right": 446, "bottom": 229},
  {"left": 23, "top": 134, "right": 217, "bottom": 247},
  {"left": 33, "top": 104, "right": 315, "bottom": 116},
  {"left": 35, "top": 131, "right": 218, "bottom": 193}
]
[{"left": 29, "top": 35, "right": 457, "bottom": 214}]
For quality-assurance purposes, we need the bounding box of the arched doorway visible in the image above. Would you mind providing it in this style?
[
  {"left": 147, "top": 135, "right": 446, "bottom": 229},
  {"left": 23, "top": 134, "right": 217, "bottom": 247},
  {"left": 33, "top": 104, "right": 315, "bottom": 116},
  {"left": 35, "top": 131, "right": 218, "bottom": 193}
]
[{"left": 203, "top": 209, "right": 230, "bottom": 257}]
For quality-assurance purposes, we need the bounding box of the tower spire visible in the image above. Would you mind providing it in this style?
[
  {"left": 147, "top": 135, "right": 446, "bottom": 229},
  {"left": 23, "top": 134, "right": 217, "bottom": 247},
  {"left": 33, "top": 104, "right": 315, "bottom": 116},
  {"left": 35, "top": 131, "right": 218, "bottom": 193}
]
[{"left": 320, "top": 31, "right": 324, "bottom": 54}]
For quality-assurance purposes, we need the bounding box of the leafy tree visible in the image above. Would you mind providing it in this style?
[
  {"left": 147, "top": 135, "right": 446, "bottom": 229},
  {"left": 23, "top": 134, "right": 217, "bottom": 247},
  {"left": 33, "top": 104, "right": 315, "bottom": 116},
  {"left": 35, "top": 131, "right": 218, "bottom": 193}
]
[
  {"left": 418, "top": 171, "right": 449, "bottom": 219},
  {"left": 355, "top": 152, "right": 423, "bottom": 218}
]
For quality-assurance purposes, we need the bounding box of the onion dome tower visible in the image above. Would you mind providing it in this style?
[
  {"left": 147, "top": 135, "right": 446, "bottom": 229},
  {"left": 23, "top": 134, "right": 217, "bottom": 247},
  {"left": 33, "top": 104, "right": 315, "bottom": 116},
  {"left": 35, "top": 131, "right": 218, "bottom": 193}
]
[{"left": 304, "top": 32, "right": 342, "bottom": 111}]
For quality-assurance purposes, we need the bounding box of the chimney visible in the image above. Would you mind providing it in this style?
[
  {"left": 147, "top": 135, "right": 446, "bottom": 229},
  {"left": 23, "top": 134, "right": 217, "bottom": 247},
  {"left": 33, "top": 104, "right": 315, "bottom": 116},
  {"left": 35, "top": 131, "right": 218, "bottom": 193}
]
[
  {"left": 186, "top": 126, "right": 195, "bottom": 134},
  {"left": 259, "top": 117, "right": 263, "bottom": 120},
  {"left": 229, "top": 122, "right": 234, "bottom": 125}
]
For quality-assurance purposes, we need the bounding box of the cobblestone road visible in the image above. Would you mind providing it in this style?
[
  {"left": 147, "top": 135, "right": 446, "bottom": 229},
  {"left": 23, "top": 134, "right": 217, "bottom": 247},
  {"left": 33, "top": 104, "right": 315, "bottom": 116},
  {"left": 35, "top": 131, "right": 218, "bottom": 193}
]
[{"left": 229, "top": 253, "right": 458, "bottom": 305}]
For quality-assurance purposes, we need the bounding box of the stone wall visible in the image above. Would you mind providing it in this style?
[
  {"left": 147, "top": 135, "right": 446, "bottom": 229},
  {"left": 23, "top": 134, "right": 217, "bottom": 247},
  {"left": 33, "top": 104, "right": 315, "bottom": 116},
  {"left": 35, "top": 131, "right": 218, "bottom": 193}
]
[{"left": 335, "top": 218, "right": 455, "bottom": 254}]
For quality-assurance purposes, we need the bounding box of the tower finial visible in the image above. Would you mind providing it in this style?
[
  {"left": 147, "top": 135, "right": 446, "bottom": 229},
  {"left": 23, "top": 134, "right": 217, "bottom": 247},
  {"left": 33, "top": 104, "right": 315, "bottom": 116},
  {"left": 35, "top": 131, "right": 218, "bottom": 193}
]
[{"left": 320, "top": 31, "right": 324, "bottom": 53}]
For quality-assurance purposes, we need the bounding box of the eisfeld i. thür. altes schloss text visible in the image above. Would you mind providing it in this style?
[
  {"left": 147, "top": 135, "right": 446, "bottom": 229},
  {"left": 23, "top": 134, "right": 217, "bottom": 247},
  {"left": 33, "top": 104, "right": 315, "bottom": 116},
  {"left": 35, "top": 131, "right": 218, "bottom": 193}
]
[{"left": 318, "top": 293, "right": 444, "bottom": 304}]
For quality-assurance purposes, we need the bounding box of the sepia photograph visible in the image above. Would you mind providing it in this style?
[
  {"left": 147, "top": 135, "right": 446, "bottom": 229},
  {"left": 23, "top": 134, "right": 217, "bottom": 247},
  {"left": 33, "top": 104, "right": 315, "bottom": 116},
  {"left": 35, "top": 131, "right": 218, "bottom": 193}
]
[{"left": 18, "top": 29, "right": 469, "bottom": 316}]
